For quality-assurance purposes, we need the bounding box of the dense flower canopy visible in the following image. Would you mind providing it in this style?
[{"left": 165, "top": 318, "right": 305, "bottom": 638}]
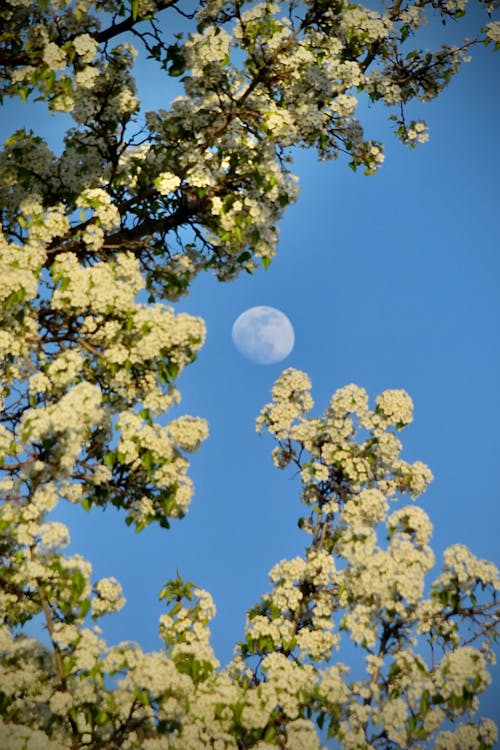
[{"left": 0, "top": 0, "right": 499, "bottom": 747}]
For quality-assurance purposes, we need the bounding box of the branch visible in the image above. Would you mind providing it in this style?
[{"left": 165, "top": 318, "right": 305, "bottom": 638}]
[
  {"left": 95, "top": 0, "right": 181, "bottom": 44},
  {"left": 43, "top": 197, "right": 203, "bottom": 265},
  {"left": 39, "top": 588, "right": 66, "bottom": 685}
]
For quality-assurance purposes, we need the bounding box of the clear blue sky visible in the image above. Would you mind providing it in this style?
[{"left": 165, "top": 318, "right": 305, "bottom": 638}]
[{"left": 3, "top": 6, "right": 500, "bottom": 741}]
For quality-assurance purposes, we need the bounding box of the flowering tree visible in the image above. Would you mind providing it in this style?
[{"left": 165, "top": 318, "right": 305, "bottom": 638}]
[{"left": 1, "top": 0, "right": 499, "bottom": 747}]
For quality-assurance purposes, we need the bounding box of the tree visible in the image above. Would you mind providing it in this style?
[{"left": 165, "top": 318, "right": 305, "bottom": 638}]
[{"left": 0, "top": 0, "right": 499, "bottom": 747}]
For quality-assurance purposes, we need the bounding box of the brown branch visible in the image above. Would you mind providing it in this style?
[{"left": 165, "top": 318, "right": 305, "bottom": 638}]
[
  {"left": 42, "top": 197, "right": 202, "bottom": 265},
  {"left": 95, "top": 0, "right": 183, "bottom": 44},
  {"left": 0, "top": 0, "right": 184, "bottom": 73},
  {"left": 39, "top": 589, "right": 66, "bottom": 685}
]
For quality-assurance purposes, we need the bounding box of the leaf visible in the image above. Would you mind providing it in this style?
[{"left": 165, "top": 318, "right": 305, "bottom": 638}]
[
  {"left": 159, "top": 361, "right": 179, "bottom": 384},
  {"left": 103, "top": 451, "right": 115, "bottom": 468},
  {"left": 263, "top": 725, "right": 278, "bottom": 743},
  {"left": 18, "top": 87, "right": 30, "bottom": 103},
  {"left": 250, "top": 229, "right": 260, "bottom": 244},
  {"left": 81, "top": 497, "right": 92, "bottom": 512},
  {"left": 166, "top": 44, "right": 186, "bottom": 77},
  {"left": 139, "top": 407, "right": 152, "bottom": 424},
  {"left": 4, "top": 288, "right": 26, "bottom": 309},
  {"left": 141, "top": 450, "right": 155, "bottom": 470},
  {"left": 62, "top": 655, "right": 77, "bottom": 677},
  {"left": 123, "top": 315, "right": 134, "bottom": 332},
  {"left": 59, "top": 276, "right": 70, "bottom": 292},
  {"left": 135, "top": 688, "right": 150, "bottom": 706},
  {"left": 95, "top": 710, "right": 109, "bottom": 726},
  {"left": 72, "top": 570, "right": 86, "bottom": 598},
  {"left": 420, "top": 689, "right": 430, "bottom": 716}
]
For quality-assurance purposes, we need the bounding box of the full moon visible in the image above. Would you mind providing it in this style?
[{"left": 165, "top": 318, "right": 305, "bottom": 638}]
[{"left": 231, "top": 306, "right": 295, "bottom": 364}]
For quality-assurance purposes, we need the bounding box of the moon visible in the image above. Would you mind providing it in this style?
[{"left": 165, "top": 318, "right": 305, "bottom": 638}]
[{"left": 231, "top": 306, "right": 295, "bottom": 364}]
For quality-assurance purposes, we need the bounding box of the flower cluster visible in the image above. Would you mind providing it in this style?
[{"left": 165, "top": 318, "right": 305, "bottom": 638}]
[
  {"left": 244, "top": 370, "right": 499, "bottom": 746},
  {"left": 2, "top": 0, "right": 491, "bottom": 296}
]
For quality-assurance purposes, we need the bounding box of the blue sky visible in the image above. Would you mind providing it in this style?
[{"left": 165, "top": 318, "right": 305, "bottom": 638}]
[{"left": 3, "top": 5, "right": 500, "bottom": 740}]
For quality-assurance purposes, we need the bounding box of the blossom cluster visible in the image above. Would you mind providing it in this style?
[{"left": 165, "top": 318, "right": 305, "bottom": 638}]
[
  {"left": 1, "top": 366, "right": 499, "bottom": 747},
  {"left": 2, "top": 224, "right": 209, "bottom": 532},
  {"left": 245, "top": 370, "right": 499, "bottom": 746},
  {"left": 1, "top": 0, "right": 495, "bottom": 298}
]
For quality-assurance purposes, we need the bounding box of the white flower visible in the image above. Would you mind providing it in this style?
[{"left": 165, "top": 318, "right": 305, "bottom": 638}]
[
  {"left": 75, "top": 66, "right": 98, "bottom": 89},
  {"left": 376, "top": 389, "right": 413, "bottom": 425},
  {"left": 484, "top": 21, "right": 500, "bottom": 44},
  {"left": 93, "top": 577, "right": 126, "bottom": 616},
  {"left": 73, "top": 33, "right": 98, "bottom": 62},
  {"left": 42, "top": 42, "right": 66, "bottom": 71},
  {"left": 155, "top": 172, "right": 181, "bottom": 195}
]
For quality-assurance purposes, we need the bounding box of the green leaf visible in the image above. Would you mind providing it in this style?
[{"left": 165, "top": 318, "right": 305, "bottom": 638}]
[
  {"left": 18, "top": 87, "right": 30, "bottom": 103},
  {"left": 420, "top": 689, "right": 430, "bottom": 716},
  {"left": 103, "top": 451, "right": 115, "bottom": 468},
  {"left": 58, "top": 276, "right": 70, "bottom": 292},
  {"left": 81, "top": 497, "right": 92, "bottom": 512},
  {"left": 4, "top": 288, "right": 26, "bottom": 309},
  {"left": 159, "top": 361, "right": 179, "bottom": 384},
  {"left": 263, "top": 725, "right": 278, "bottom": 743},
  {"left": 72, "top": 570, "right": 86, "bottom": 598},
  {"left": 166, "top": 44, "right": 186, "bottom": 77},
  {"left": 408, "top": 714, "right": 417, "bottom": 731},
  {"left": 123, "top": 315, "right": 134, "bottom": 332},
  {"left": 141, "top": 450, "right": 155, "bottom": 470},
  {"left": 95, "top": 710, "right": 109, "bottom": 726},
  {"left": 62, "top": 655, "right": 76, "bottom": 677},
  {"left": 139, "top": 407, "right": 152, "bottom": 424},
  {"left": 135, "top": 688, "right": 150, "bottom": 706}
]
